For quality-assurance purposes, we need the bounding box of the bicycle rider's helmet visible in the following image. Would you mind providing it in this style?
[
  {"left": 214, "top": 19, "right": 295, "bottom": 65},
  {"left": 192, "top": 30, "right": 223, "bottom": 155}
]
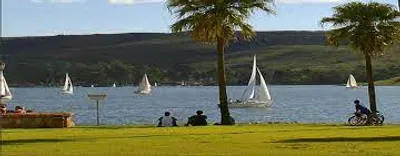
[{"left": 354, "top": 99, "right": 360, "bottom": 104}]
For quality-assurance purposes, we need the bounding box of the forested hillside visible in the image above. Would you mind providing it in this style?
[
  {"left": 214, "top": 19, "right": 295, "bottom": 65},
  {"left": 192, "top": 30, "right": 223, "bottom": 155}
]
[{"left": 1, "top": 31, "right": 399, "bottom": 86}]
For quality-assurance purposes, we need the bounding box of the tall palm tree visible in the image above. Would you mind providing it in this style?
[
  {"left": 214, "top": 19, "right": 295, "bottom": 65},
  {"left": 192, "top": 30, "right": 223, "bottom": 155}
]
[
  {"left": 167, "top": 0, "right": 274, "bottom": 125},
  {"left": 321, "top": 2, "right": 400, "bottom": 114}
]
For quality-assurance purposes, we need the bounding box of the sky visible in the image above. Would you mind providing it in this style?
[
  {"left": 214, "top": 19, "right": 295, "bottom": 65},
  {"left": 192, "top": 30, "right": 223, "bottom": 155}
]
[{"left": 1, "top": 0, "right": 398, "bottom": 37}]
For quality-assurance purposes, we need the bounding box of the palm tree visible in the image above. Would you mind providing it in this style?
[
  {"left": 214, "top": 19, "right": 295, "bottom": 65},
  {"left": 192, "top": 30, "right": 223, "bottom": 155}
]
[
  {"left": 167, "top": 0, "right": 274, "bottom": 125},
  {"left": 321, "top": 2, "right": 400, "bottom": 114}
]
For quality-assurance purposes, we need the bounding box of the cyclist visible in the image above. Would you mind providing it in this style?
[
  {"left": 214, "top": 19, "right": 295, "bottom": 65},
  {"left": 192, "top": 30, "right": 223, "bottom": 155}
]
[{"left": 354, "top": 99, "right": 372, "bottom": 122}]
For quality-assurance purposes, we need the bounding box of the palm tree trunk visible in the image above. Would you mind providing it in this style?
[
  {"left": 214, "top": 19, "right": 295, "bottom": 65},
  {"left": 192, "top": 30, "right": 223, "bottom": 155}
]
[
  {"left": 216, "top": 37, "right": 232, "bottom": 125},
  {"left": 364, "top": 54, "right": 377, "bottom": 113}
]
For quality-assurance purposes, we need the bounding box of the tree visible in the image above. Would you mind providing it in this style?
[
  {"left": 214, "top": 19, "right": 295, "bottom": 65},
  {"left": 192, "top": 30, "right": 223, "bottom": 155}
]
[
  {"left": 321, "top": 2, "right": 400, "bottom": 114},
  {"left": 167, "top": 0, "right": 274, "bottom": 125}
]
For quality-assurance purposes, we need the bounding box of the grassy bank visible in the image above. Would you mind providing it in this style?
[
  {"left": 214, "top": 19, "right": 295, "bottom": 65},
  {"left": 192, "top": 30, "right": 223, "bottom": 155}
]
[
  {"left": 374, "top": 77, "right": 400, "bottom": 86},
  {"left": 2, "top": 124, "right": 400, "bottom": 155},
  {"left": 358, "top": 77, "right": 400, "bottom": 86}
]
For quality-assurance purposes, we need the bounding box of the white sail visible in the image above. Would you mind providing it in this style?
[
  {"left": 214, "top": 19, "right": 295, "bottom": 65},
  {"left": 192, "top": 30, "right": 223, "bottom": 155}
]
[
  {"left": 136, "top": 74, "right": 151, "bottom": 94},
  {"left": 241, "top": 55, "right": 257, "bottom": 101},
  {"left": 346, "top": 74, "right": 358, "bottom": 88},
  {"left": 61, "top": 73, "right": 73, "bottom": 95},
  {"left": 229, "top": 55, "right": 273, "bottom": 108},
  {"left": 113, "top": 83, "right": 116, "bottom": 87},
  {"left": 0, "top": 71, "right": 12, "bottom": 103},
  {"left": 255, "top": 67, "right": 272, "bottom": 102},
  {"left": 154, "top": 82, "right": 158, "bottom": 87}
]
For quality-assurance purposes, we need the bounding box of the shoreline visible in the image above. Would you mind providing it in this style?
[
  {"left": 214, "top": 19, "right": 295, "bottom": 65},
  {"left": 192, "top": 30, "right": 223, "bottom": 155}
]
[{"left": 7, "top": 84, "right": 400, "bottom": 88}]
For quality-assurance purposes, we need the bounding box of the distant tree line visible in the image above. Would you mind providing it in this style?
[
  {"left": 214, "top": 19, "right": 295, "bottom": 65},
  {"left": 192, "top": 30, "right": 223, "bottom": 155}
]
[{"left": 3, "top": 59, "right": 400, "bottom": 87}]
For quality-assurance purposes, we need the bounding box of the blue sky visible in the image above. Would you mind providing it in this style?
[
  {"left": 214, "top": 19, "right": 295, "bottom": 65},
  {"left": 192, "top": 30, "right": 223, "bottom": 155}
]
[{"left": 2, "top": 0, "right": 397, "bottom": 37}]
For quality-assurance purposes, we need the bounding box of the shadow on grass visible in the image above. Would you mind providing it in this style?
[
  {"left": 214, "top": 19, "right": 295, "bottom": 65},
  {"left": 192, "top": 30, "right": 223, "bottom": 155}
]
[
  {"left": 3, "top": 131, "right": 257, "bottom": 145},
  {"left": 278, "top": 136, "right": 400, "bottom": 143},
  {"left": 78, "top": 131, "right": 256, "bottom": 140},
  {"left": 73, "top": 125, "right": 155, "bottom": 129},
  {"left": 2, "top": 139, "right": 73, "bottom": 145}
]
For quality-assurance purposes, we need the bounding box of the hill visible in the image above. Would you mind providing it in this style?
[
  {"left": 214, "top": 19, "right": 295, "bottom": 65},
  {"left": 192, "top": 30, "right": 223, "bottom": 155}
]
[{"left": 1, "top": 31, "right": 399, "bottom": 86}]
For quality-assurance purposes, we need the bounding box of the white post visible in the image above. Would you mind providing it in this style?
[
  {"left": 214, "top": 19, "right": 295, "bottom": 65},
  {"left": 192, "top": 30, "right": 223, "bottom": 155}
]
[{"left": 88, "top": 94, "right": 107, "bottom": 126}]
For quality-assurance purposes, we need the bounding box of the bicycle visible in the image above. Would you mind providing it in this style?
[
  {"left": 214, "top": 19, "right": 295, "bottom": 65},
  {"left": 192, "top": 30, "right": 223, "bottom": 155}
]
[{"left": 348, "top": 111, "right": 384, "bottom": 126}]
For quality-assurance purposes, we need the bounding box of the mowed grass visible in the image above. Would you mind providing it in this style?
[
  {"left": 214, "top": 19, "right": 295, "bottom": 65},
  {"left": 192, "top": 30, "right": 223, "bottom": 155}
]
[{"left": 2, "top": 124, "right": 400, "bottom": 156}]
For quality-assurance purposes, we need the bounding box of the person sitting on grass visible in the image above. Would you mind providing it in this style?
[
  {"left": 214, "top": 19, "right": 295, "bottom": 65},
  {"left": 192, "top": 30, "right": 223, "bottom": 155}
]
[
  {"left": 185, "top": 110, "right": 207, "bottom": 126},
  {"left": 157, "top": 111, "right": 178, "bottom": 127}
]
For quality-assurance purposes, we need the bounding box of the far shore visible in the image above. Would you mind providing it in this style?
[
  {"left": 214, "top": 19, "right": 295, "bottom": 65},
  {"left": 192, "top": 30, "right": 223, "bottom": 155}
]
[{"left": 7, "top": 83, "right": 400, "bottom": 88}]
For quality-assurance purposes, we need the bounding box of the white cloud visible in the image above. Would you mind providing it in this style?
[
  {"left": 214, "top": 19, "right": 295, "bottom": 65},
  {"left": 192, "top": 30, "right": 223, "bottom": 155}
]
[
  {"left": 107, "top": 0, "right": 357, "bottom": 5},
  {"left": 31, "top": 0, "right": 85, "bottom": 3},
  {"left": 277, "top": 0, "right": 344, "bottom": 4},
  {"left": 108, "top": 0, "right": 164, "bottom": 5},
  {"left": 30, "top": 0, "right": 359, "bottom": 5}
]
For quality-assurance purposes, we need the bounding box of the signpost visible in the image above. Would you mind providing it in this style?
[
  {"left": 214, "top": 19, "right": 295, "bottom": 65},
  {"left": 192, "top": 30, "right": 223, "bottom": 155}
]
[{"left": 88, "top": 94, "right": 107, "bottom": 126}]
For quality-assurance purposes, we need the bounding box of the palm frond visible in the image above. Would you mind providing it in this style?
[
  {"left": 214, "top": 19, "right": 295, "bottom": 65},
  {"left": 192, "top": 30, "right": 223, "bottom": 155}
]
[
  {"left": 321, "top": 2, "right": 400, "bottom": 55},
  {"left": 167, "top": 0, "right": 275, "bottom": 44}
]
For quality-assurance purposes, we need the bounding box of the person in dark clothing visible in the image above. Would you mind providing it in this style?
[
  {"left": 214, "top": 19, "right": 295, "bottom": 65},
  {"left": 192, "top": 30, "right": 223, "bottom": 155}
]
[
  {"left": 157, "top": 111, "right": 178, "bottom": 127},
  {"left": 354, "top": 99, "right": 374, "bottom": 124},
  {"left": 354, "top": 99, "right": 371, "bottom": 115},
  {"left": 185, "top": 110, "right": 207, "bottom": 126}
]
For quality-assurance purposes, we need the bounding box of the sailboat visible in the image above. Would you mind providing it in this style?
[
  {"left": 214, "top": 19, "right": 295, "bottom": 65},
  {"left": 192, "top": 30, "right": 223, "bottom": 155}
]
[
  {"left": 0, "top": 70, "right": 12, "bottom": 104},
  {"left": 228, "top": 55, "right": 273, "bottom": 108},
  {"left": 112, "top": 83, "right": 117, "bottom": 88},
  {"left": 346, "top": 74, "right": 360, "bottom": 88},
  {"left": 61, "top": 73, "right": 73, "bottom": 95},
  {"left": 154, "top": 82, "right": 158, "bottom": 87},
  {"left": 135, "top": 74, "right": 151, "bottom": 94}
]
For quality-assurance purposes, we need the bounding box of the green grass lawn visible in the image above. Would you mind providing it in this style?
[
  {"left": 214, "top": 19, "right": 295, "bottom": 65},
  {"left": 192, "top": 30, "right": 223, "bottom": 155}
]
[{"left": 2, "top": 124, "right": 400, "bottom": 156}]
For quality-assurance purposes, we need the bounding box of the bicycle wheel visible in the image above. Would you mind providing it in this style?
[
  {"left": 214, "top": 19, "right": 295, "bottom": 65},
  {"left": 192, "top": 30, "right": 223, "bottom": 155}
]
[
  {"left": 370, "top": 114, "right": 384, "bottom": 126},
  {"left": 348, "top": 116, "right": 366, "bottom": 126},
  {"left": 379, "top": 115, "right": 385, "bottom": 124}
]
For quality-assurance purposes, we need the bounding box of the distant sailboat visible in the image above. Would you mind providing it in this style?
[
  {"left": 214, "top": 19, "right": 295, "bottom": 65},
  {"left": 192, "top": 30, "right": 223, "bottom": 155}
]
[
  {"left": 112, "top": 83, "right": 117, "bottom": 88},
  {"left": 346, "top": 74, "right": 360, "bottom": 88},
  {"left": 135, "top": 74, "right": 151, "bottom": 94},
  {"left": 229, "top": 55, "right": 273, "bottom": 108},
  {"left": 91, "top": 85, "right": 94, "bottom": 88},
  {"left": 180, "top": 80, "right": 185, "bottom": 86},
  {"left": 61, "top": 73, "right": 73, "bottom": 95},
  {"left": 0, "top": 69, "right": 12, "bottom": 104},
  {"left": 154, "top": 82, "right": 158, "bottom": 87}
]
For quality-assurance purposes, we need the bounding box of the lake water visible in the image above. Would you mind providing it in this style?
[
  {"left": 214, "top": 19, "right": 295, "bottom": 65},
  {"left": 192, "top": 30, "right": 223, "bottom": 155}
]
[{"left": 6, "top": 86, "right": 400, "bottom": 125}]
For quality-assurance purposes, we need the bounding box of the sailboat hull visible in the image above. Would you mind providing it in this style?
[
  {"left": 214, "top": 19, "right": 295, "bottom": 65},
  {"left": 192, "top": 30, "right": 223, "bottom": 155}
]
[
  {"left": 61, "top": 90, "right": 73, "bottom": 95},
  {"left": 134, "top": 90, "right": 151, "bottom": 94},
  {"left": 346, "top": 86, "right": 360, "bottom": 89},
  {"left": 228, "top": 100, "right": 273, "bottom": 108}
]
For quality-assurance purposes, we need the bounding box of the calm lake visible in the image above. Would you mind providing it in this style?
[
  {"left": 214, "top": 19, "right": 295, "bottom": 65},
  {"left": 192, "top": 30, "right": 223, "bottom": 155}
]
[{"left": 7, "top": 85, "right": 400, "bottom": 125}]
